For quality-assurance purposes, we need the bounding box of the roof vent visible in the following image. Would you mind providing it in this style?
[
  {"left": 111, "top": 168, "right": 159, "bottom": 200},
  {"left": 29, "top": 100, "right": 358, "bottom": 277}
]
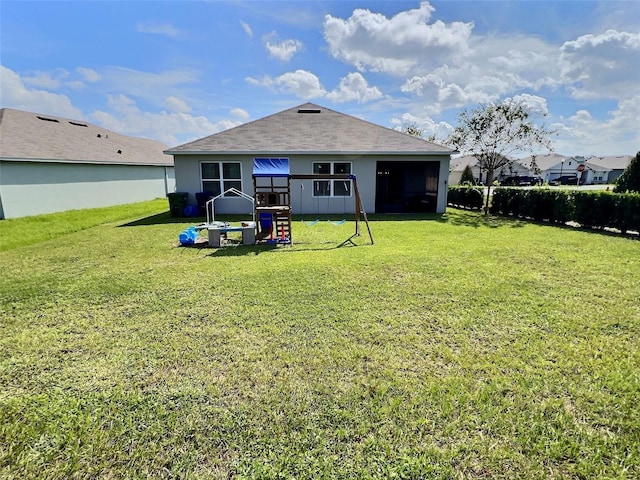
[
  {"left": 117, "top": 150, "right": 122, "bottom": 154},
  {"left": 298, "top": 108, "right": 321, "bottom": 114},
  {"left": 69, "top": 121, "right": 88, "bottom": 127},
  {"left": 37, "top": 116, "right": 59, "bottom": 123}
]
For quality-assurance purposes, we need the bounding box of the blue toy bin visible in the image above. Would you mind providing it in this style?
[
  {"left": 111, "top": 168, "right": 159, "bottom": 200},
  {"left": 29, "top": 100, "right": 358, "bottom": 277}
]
[
  {"left": 259, "top": 213, "right": 273, "bottom": 232},
  {"left": 179, "top": 226, "right": 198, "bottom": 245}
]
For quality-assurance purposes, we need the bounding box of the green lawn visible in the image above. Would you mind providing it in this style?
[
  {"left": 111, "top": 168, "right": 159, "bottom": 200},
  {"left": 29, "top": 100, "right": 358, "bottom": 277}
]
[{"left": 1, "top": 200, "right": 638, "bottom": 479}]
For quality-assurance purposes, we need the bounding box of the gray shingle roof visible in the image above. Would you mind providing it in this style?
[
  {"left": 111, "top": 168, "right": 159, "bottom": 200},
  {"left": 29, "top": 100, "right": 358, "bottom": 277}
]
[
  {"left": 0, "top": 108, "right": 171, "bottom": 166},
  {"left": 166, "top": 103, "right": 454, "bottom": 155},
  {"left": 517, "top": 153, "right": 568, "bottom": 171},
  {"left": 586, "top": 155, "right": 632, "bottom": 170}
]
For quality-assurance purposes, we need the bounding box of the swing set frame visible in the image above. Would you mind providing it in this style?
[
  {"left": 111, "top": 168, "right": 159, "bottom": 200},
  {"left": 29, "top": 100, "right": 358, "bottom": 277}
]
[{"left": 290, "top": 173, "right": 374, "bottom": 245}]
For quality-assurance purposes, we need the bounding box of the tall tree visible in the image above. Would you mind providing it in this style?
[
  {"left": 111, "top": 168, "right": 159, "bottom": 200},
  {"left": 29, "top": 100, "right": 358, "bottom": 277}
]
[
  {"left": 460, "top": 164, "right": 475, "bottom": 185},
  {"left": 446, "top": 99, "right": 554, "bottom": 213},
  {"left": 401, "top": 122, "right": 424, "bottom": 138},
  {"left": 613, "top": 151, "right": 640, "bottom": 193}
]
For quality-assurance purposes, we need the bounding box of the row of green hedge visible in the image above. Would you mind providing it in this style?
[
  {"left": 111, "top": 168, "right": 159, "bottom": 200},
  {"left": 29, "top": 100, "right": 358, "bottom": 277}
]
[
  {"left": 447, "top": 185, "right": 484, "bottom": 210},
  {"left": 491, "top": 188, "right": 640, "bottom": 233}
]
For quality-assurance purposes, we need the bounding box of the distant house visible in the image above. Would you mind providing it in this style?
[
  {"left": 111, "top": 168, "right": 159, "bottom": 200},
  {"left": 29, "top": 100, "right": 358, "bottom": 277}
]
[
  {"left": 0, "top": 108, "right": 174, "bottom": 219},
  {"left": 448, "top": 154, "right": 522, "bottom": 185},
  {"left": 586, "top": 155, "right": 633, "bottom": 184},
  {"left": 165, "top": 103, "right": 455, "bottom": 215},
  {"left": 518, "top": 154, "right": 632, "bottom": 185}
]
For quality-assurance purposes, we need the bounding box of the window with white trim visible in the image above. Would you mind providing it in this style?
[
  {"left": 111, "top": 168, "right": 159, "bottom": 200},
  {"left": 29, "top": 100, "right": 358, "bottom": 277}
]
[
  {"left": 201, "top": 162, "right": 242, "bottom": 196},
  {"left": 312, "top": 162, "right": 352, "bottom": 197}
]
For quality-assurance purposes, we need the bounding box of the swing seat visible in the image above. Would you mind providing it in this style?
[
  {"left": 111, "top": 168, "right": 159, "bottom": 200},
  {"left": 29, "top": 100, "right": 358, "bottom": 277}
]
[
  {"left": 330, "top": 218, "right": 346, "bottom": 226},
  {"left": 303, "top": 218, "right": 320, "bottom": 226}
]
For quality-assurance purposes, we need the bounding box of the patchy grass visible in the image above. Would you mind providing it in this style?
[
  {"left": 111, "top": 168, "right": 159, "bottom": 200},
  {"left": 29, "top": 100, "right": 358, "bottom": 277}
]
[{"left": 1, "top": 204, "right": 638, "bottom": 478}]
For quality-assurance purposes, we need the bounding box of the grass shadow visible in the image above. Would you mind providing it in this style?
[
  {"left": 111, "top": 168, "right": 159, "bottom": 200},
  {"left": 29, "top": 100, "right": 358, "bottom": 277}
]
[
  {"left": 443, "top": 210, "right": 527, "bottom": 229},
  {"left": 119, "top": 211, "right": 198, "bottom": 226},
  {"left": 120, "top": 213, "right": 260, "bottom": 227}
]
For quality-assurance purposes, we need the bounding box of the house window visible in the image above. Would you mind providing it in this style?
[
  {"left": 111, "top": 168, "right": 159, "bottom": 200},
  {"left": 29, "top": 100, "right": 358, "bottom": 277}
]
[
  {"left": 201, "top": 162, "right": 242, "bottom": 196},
  {"left": 312, "top": 162, "right": 352, "bottom": 197}
]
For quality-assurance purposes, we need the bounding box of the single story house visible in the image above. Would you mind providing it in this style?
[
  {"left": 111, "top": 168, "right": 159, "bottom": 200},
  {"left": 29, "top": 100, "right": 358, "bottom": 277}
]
[
  {"left": 448, "top": 154, "right": 522, "bottom": 185},
  {"left": 519, "top": 154, "right": 632, "bottom": 185},
  {"left": 0, "top": 108, "right": 174, "bottom": 219},
  {"left": 165, "top": 103, "right": 455, "bottom": 215},
  {"left": 585, "top": 155, "right": 633, "bottom": 184}
]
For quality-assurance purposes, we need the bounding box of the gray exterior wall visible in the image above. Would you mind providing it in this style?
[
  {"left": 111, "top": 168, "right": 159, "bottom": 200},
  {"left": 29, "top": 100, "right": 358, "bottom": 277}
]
[
  {"left": 173, "top": 153, "right": 450, "bottom": 216},
  {"left": 0, "top": 160, "right": 175, "bottom": 219}
]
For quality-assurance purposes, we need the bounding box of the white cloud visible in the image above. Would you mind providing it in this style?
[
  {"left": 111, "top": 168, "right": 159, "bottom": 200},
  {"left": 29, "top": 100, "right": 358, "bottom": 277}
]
[
  {"left": 551, "top": 95, "right": 640, "bottom": 156},
  {"left": 91, "top": 94, "right": 238, "bottom": 146},
  {"left": 0, "top": 65, "right": 82, "bottom": 118},
  {"left": 240, "top": 20, "right": 253, "bottom": 38},
  {"left": 273, "top": 70, "right": 325, "bottom": 98},
  {"left": 400, "top": 34, "right": 561, "bottom": 113},
  {"left": 22, "top": 70, "right": 65, "bottom": 89},
  {"left": 559, "top": 30, "right": 640, "bottom": 99},
  {"left": 246, "top": 70, "right": 382, "bottom": 104},
  {"left": 326, "top": 72, "right": 383, "bottom": 103},
  {"left": 323, "top": 1, "right": 473, "bottom": 75},
  {"left": 264, "top": 33, "right": 304, "bottom": 62},
  {"left": 230, "top": 107, "right": 249, "bottom": 120},
  {"left": 76, "top": 67, "right": 101, "bottom": 83},
  {"left": 136, "top": 21, "right": 180, "bottom": 38},
  {"left": 99, "top": 66, "right": 200, "bottom": 104},
  {"left": 164, "top": 96, "right": 191, "bottom": 113},
  {"left": 247, "top": 70, "right": 326, "bottom": 99},
  {"left": 390, "top": 111, "right": 453, "bottom": 142},
  {"left": 507, "top": 94, "right": 550, "bottom": 117}
]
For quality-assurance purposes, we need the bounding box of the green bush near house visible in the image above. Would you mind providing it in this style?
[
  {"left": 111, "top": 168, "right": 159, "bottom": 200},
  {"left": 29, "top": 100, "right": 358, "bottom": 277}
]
[
  {"left": 1, "top": 201, "right": 639, "bottom": 478},
  {"left": 447, "top": 185, "right": 484, "bottom": 210}
]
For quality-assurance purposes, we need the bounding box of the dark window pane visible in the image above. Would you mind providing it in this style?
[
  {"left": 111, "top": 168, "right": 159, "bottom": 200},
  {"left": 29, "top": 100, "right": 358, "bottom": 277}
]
[
  {"left": 334, "top": 180, "right": 351, "bottom": 196},
  {"left": 223, "top": 162, "right": 241, "bottom": 179},
  {"left": 313, "top": 180, "right": 330, "bottom": 196},
  {"left": 202, "top": 181, "right": 221, "bottom": 197},
  {"left": 223, "top": 180, "right": 242, "bottom": 194},
  {"left": 313, "top": 163, "right": 330, "bottom": 175},
  {"left": 201, "top": 163, "right": 220, "bottom": 179},
  {"left": 334, "top": 163, "right": 351, "bottom": 174}
]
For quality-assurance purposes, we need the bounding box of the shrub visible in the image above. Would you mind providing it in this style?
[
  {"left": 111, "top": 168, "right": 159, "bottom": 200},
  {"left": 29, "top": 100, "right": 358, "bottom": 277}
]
[
  {"left": 612, "top": 193, "right": 640, "bottom": 233},
  {"left": 447, "top": 185, "right": 484, "bottom": 210},
  {"left": 525, "top": 189, "right": 554, "bottom": 221},
  {"left": 490, "top": 188, "right": 638, "bottom": 234},
  {"left": 573, "top": 191, "right": 615, "bottom": 229},
  {"left": 490, "top": 188, "right": 510, "bottom": 215},
  {"left": 550, "top": 190, "right": 574, "bottom": 224}
]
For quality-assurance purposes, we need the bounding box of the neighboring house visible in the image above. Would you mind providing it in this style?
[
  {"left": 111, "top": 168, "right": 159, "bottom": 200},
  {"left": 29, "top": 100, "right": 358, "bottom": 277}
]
[
  {"left": 165, "top": 103, "right": 454, "bottom": 215},
  {"left": 517, "top": 153, "right": 632, "bottom": 185},
  {"left": 448, "top": 154, "right": 522, "bottom": 185},
  {"left": 0, "top": 108, "right": 174, "bottom": 219},
  {"left": 518, "top": 153, "right": 571, "bottom": 183},
  {"left": 586, "top": 155, "right": 633, "bottom": 184},
  {"left": 449, "top": 155, "right": 479, "bottom": 185}
]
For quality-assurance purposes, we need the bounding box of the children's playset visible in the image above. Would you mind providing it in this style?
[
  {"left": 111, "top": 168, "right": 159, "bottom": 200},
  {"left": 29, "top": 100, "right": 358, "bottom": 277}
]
[{"left": 178, "top": 158, "right": 373, "bottom": 247}]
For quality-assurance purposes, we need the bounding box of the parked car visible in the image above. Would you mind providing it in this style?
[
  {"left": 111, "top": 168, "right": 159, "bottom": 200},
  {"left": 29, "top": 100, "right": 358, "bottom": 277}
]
[
  {"left": 500, "top": 175, "right": 543, "bottom": 186},
  {"left": 551, "top": 175, "right": 579, "bottom": 185}
]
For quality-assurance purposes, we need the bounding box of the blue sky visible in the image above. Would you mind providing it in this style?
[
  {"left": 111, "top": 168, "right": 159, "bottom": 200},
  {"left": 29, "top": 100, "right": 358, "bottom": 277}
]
[{"left": 1, "top": 1, "right": 639, "bottom": 156}]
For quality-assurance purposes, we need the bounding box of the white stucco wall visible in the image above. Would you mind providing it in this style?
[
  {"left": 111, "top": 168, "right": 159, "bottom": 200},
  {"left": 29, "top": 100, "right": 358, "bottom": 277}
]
[
  {"left": 437, "top": 156, "right": 451, "bottom": 213},
  {"left": 0, "top": 160, "right": 175, "bottom": 219},
  {"left": 173, "top": 153, "right": 450, "bottom": 216}
]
